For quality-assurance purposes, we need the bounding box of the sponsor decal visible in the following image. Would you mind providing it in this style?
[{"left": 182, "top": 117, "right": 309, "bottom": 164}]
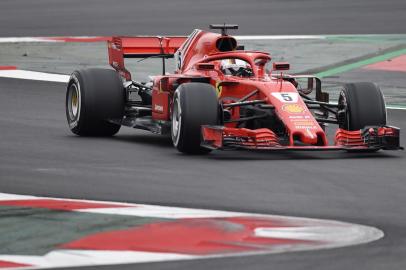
[
  {"left": 291, "top": 119, "right": 317, "bottom": 129},
  {"left": 295, "top": 125, "right": 317, "bottom": 129},
  {"left": 282, "top": 104, "right": 305, "bottom": 114},
  {"left": 291, "top": 120, "right": 315, "bottom": 125}
]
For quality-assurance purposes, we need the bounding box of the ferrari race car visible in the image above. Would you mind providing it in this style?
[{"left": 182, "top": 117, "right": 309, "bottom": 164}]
[{"left": 66, "top": 24, "right": 402, "bottom": 154}]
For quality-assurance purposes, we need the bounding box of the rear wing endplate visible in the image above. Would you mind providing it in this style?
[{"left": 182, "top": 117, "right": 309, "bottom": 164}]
[{"left": 108, "top": 36, "right": 187, "bottom": 80}]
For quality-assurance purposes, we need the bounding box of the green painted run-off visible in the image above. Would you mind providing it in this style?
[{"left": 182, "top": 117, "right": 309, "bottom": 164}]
[{"left": 315, "top": 48, "right": 406, "bottom": 78}]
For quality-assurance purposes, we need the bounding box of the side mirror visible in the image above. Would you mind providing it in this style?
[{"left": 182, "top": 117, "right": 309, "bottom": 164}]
[
  {"left": 196, "top": 63, "right": 215, "bottom": 71},
  {"left": 272, "top": 62, "right": 290, "bottom": 71}
]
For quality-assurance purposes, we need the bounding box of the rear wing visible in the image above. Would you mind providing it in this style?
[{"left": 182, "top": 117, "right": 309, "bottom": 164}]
[{"left": 108, "top": 36, "right": 187, "bottom": 80}]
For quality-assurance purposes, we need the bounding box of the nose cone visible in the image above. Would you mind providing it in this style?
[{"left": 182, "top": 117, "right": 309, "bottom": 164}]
[
  {"left": 295, "top": 128, "right": 319, "bottom": 145},
  {"left": 267, "top": 91, "right": 326, "bottom": 146}
]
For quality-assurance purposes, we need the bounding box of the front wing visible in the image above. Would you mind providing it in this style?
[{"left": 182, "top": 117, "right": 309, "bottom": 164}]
[{"left": 201, "top": 125, "right": 403, "bottom": 151}]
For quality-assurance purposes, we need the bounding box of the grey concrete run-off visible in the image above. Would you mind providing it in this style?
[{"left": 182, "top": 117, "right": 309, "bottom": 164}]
[
  {"left": 2, "top": 36, "right": 406, "bottom": 75},
  {"left": 1, "top": 35, "right": 406, "bottom": 103}
]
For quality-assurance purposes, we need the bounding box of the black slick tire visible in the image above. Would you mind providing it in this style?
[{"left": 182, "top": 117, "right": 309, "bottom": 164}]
[
  {"left": 171, "top": 82, "right": 219, "bottom": 154},
  {"left": 66, "top": 68, "right": 125, "bottom": 136},
  {"left": 338, "top": 82, "right": 386, "bottom": 131}
]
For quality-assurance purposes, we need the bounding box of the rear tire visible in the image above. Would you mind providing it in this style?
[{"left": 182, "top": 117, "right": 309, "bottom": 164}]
[
  {"left": 338, "top": 82, "right": 386, "bottom": 131},
  {"left": 171, "top": 83, "right": 219, "bottom": 154},
  {"left": 66, "top": 68, "right": 125, "bottom": 136}
]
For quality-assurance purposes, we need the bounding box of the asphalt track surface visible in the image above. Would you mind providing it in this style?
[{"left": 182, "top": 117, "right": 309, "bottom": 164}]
[
  {"left": 0, "top": 0, "right": 406, "bottom": 36},
  {"left": 1, "top": 0, "right": 406, "bottom": 270},
  {"left": 1, "top": 79, "right": 406, "bottom": 270}
]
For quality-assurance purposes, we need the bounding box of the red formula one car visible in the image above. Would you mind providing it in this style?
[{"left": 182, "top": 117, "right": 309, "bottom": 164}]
[{"left": 66, "top": 25, "right": 402, "bottom": 154}]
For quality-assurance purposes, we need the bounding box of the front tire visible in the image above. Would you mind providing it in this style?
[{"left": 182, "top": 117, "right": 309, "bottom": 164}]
[
  {"left": 171, "top": 83, "right": 219, "bottom": 154},
  {"left": 338, "top": 82, "right": 386, "bottom": 131},
  {"left": 66, "top": 68, "right": 125, "bottom": 136}
]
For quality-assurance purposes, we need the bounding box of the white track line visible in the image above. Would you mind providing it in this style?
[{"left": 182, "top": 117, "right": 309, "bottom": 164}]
[
  {"left": 0, "top": 36, "right": 104, "bottom": 43},
  {"left": 77, "top": 205, "right": 251, "bottom": 219},
  {"left": 0, "top": 37, "right": 56, "bottom": 43},
  {"left": 2, "top": 35, "right": 403, "bottom": 43},
  {"left": 0, "top": 70, "right": 69, "bottom": 83},
  {"left": 0, "top": 36, "right": 327, "bottom": 43}
]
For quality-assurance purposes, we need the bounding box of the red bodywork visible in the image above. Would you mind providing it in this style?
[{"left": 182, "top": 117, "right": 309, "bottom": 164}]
[{"left": 108, "top": 30, "right": 400, "bottom": 151}]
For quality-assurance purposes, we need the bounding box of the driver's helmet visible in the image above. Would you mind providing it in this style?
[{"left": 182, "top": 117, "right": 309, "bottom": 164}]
[{"left": 220, "top": 59, "right": 253, "bottom": 77}]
